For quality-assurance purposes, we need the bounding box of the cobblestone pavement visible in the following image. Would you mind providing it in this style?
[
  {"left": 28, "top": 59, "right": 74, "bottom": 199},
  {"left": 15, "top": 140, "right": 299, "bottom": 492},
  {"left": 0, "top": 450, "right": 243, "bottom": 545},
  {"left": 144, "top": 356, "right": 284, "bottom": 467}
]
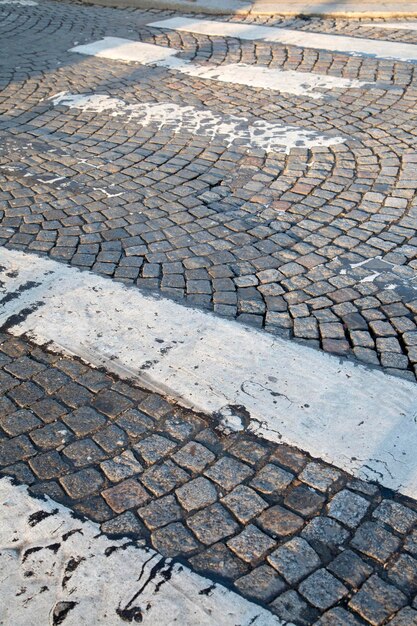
[
  {"left": 1, "top": 1, "right": 417, "bottom": 381},
  {"left": 2, "top": 3, "right": 417, "bottom": 622},
  {"left": 1, "top": 332, "right": 417, "bottom": 625}
]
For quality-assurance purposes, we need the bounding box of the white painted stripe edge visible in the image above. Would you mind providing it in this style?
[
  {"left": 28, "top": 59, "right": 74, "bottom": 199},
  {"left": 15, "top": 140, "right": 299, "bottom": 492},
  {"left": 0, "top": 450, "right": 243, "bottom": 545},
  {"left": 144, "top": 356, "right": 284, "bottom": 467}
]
[{"left": 1, "top": 249, "right": 417, "bottom": 498}]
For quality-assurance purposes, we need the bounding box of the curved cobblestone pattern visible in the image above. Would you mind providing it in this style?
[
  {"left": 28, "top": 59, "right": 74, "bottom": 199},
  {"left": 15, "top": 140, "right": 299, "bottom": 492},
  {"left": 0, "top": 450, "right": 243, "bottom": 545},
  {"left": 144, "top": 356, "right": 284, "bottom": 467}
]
[
  {"left": 1, "top": 1, "right": 417, "bottom": 382},
  {"left": 1, "top": 333, "right": 417, "bottom": 624}
]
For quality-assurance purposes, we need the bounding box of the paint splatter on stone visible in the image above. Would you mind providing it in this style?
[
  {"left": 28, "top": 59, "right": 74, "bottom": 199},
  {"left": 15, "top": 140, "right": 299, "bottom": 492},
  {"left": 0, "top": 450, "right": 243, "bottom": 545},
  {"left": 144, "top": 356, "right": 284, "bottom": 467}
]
[{"left": 50, "top": 92, "right": 345, "bottom": 153}]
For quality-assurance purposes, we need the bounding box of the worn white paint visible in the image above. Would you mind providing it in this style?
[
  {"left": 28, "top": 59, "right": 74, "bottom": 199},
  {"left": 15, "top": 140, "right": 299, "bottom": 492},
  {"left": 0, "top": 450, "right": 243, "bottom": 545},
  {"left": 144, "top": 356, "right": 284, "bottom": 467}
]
[
  {"left": 71, "top": 37, "right": 179, "bottom": 64},
  {"left": 2, "top": 249, "right": 417, "bottom": 497},
  {"left": 149, "top": 17, "right": 417, "bottom": 62},
  {"left": 0, "top": 478, "right": 282, "bottom": 626},
  {"left": 49, "top": 91, "right": 345, "bottom": 153},
  {"left": 159, "top": 57, "right": 367, "bottom": 97},
  {"left": 70, "top": 37, "right": 368, "bottom": 98},
  {"left": 0, "top": 0, "right": 37, "bottom": 4},
  {"left": 365, "top": 21, "right": 417, "bottom": 31}
]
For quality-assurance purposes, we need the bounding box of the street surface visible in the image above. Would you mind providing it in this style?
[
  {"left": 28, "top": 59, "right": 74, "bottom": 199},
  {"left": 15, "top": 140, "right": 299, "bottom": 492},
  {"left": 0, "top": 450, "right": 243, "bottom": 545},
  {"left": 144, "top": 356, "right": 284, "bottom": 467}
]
[{"left": 1, "top": 1, "right": 417, "bottom": 624}]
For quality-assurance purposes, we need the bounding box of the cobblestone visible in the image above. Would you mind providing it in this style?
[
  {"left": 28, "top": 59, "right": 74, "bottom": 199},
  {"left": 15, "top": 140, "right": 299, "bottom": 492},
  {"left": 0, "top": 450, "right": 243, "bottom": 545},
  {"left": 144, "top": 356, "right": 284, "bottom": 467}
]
[
  {"left": 102, "top": 478, "right": 150, "bottom": 513},
  {"left": 222, "top": 485, "right": 268, "bottom": 523},
  {"left": 101, "top": 511, "right": 146, "bottom": 537},
  {"left": 349, "top": 575, "right": 407, "bottom": 625},
  {"left": 268, "top": 538, "right": 321, "bottom": 584},
  {"left": 1, "top": 0, "right": 417, "bottom": 382},
  {"left": 234, "top": 565, "right": 286, "bottom": 603},
  {"left": 187, "top": 503, "right": 239, "bottom": 545},
  {"left": 298, "top": 569, "right": 348, "bottom": 610},
  {"left": 176, "top": 476, "right": 218, "bottom": 511},
  {"left": 100, "top": 450, "right": 143, "bottom": 482},
  {"left": 373, "top": 500, "right": 417, "bottom": 533},
  {"left": 327, "top": 489, "right": 370, "bottom": 528},
  {"left": 1, "top": 336, "right": 417, "bottom": 621},
  {"left": 257, "top": 505, "right": 304, "bottom": 538},
  {"left": 228, "top": 524, "right": 276, "bottom": 564},
  {"left": 351, "top": 522, "right": 401, "bottom": 563},
  {"left": 270, "top": 590, "right": 318, "bottom": 625},
  {"left": 189, "top": 542, "right": 248, "bottom": 581},
  {"left": 152, "top": 522, "right": 201, "bottom": 557}
]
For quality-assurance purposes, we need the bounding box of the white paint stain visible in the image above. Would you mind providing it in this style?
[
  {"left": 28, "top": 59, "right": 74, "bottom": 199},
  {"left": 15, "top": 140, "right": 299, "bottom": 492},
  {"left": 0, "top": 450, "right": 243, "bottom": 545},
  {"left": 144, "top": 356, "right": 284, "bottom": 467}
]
[
  {"left": 93, "top": 187, "right": 124, "bottom": 198},
  {"left": 149, "top": 17, "right": 417, "bottom": 63},
  {"left": 350, "top": 256, "right": 382, "bottom": 269},
  {"left": 0, "top": 478, "right": 282, "bottom": 626},
  {"left": 360, "top": 271, "right": 381, "bottom": 283},
  {"left": 37, "top": 175, "right": 66, "bottom": 184},
  {"left": 0, "top": 0, "right": 37, "bottom": 4},
  {"left": 364, "top": 21, "right": 417, "bottom": 32},
  {"left": 49, "top": 92, "right": 345, "bottom": 153},
  {"left": 2, "top": 248, "right": 417, "bottom": 498},
  {"left": 70, "top": 38, "right": 368, "bottom": 99},
  {"left": 156, "top": 56, "right": 366, "bottom": 99}
]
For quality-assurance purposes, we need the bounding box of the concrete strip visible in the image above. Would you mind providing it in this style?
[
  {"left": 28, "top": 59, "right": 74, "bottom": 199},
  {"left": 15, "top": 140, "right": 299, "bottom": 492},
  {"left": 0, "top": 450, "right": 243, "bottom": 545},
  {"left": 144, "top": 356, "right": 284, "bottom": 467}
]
[
  {"left": 1, "top": 249, "right": 417, "bottom": 498},
  {"left": 0, "top": 478, "right": 282, "bottom": 626},
  {"left": 70, "top": 37, "right": 368, "bottom": 99},
  {"left": 49, "top": 91, "right": 346, "bottom": 153},
  {"left": 149, "top": 17, "right": 417, "bottom": 62},
  {"left": 74, "top": 0, "right": 417, "bottom": 19},
  {"left": 364, "top": 21, "right": 417, "bottom": 31}
]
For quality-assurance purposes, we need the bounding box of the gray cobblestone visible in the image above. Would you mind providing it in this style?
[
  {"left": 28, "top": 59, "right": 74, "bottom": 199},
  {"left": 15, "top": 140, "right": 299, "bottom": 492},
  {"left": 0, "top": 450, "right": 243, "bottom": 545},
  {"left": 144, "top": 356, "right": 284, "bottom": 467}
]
[
  {"left": 373, "top": 500, "right": 417, "bottom": 534},
  {"left": 351, "top": 522, "right": 401, "bottom": 563},
  {"left": 298, "top": 568, "right": 348, "bottom": 610},
  {"left": 176, "top": 476, "right": 218, "bottom": 512},
  {"left": 327, "top": 549, "right": 373, "bottom": 588},
  {"left": 102, "top": 478, "right": 150, "bottom": 513},
  {"left": 100, "top": 451, "right": 143, "bottom": 482},
  {"left": 234, "top": 565, "right": 286, "bottom": 603},
  {"left": 270, "top": 590, "right": 318, "bottom": 625},
  {"left": 1, "top": 336, "right": 417, "bottom": 620},
  {"left": 189, "top": 542, "right": 248, "bottom": 581},
  {"left": 227, "top": 524, "right": 276, "bottom": 564},
  {"left": 349, "top": 575, "right": 407, "bottom": 625},
  {"left": 268, "top": 537, "right": 321, "bottom": 584},
  {"left": 187, "top": 503, "right": 239, "bottom": 545},
  {"left": 204, "top": 456, "right": 253, "bottom": 491},
  {"left": 327, "top": 489, "right": 370, "bottom": 528},
  {"left": 152, "top": 522, "right": 201, "bottom": 557},
  {"left": 222, "top": 486, "right": 268, "bottom": 523}
]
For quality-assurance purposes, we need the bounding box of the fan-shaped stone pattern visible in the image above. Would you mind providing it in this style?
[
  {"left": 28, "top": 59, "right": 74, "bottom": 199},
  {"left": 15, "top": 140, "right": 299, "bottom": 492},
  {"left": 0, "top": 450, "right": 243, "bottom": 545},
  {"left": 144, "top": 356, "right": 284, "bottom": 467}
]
[{"left": 0, "top": 1, "right": 416, "bottom": 379}]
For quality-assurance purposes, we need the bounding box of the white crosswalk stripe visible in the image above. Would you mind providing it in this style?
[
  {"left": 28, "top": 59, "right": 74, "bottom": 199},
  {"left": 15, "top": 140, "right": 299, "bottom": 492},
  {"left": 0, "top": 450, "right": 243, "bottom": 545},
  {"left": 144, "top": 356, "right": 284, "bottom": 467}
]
[
  {"left": 149, "top": 17, "right": 417, "bottom": 62},
  {"left": 49, "top": 92, "right": 346, "bottom": 153},
  {"left": 364, "top": 21, "right": 417, "bottom": 32},
  {"left": 3, "top": 249, "right": 417, "bottom": 499},
  {"left": 0, "top": 479, "right": 281, "bottom": 626},
  {"left": 70, "top": 37, "right": 368, "bottom": 99}
]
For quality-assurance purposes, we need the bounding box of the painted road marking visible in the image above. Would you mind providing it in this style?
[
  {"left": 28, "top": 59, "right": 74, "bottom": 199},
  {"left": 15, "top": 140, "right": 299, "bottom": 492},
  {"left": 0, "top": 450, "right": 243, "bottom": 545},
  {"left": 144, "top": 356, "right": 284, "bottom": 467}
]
[
  {"left": 71, "top": 37, "right": 179, "bottom": 64},
  {"left": 2, "top": 249, "right": 417, "bottom": 498},
  {"left": 0, "top": 0, "right": 37, "bottom": 4},
  {"left": 0, "top": 478, "right": 281, "bottom": 626},
  {"left": 364, "top": 21, "right": 417, "bottom": 32},
  {"left": 49, "top": 92, "right": 346, "bottom": 153},
  {"left": 149, "top": 17, "right": 417, "bottom": 62},
  {"left": 70, "top": 38, "right": 367, "bottom": 99}
]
